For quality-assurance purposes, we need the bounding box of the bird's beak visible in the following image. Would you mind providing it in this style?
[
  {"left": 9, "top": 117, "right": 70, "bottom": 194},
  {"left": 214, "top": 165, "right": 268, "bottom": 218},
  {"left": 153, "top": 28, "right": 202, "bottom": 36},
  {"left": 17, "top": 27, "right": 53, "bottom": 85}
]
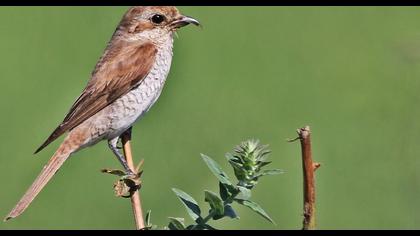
[{"left": 170, "top": 15, "right": 201, "bottom": 29}]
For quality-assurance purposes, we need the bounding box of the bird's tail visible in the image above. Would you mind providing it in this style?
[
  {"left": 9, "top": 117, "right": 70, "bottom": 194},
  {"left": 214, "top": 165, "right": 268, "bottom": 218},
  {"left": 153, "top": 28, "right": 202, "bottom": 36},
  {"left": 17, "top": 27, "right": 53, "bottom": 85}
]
[{"left": 4, "top": 135, "right": 79, "bottom": 221}]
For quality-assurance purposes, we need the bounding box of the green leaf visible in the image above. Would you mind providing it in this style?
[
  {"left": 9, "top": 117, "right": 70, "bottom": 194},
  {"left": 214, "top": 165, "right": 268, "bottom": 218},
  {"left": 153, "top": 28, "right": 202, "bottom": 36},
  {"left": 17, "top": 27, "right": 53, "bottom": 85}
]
[
  {"left": 172, "top": 188, "right": 202, "bottom": 222},
  {"left": 143, "top": 210, "right": 156, "bottom": 230},
  {"left": 254, "top": 169, "right": 284, "bottom": 178},
  {"left": 201, "top": 154, "right": 235, "bottom": 190},
  {"left": 204, "top": 190, "right": 224, "bottom": 216},
  {"left": 235, "top": 186, "right": 251, "bottom": 200},
  {"left": 100, "top": 168, "right": 127, "bottom": 176},
  {"left": 258, "top": 161, "right": 272, "bottom": 168},
  {"left": 168, "top": 217, "right": 186, "bottom": 230},
  {"left": 228, "top": 160, "right": 248, "bottom": 181},
  {"left": 256, "top": 149, "right": 271, "bottom": 162},
  {"left": 186, "top": 224, "right": 217, "bottom": 230},
  {"left": 219, "top": 182, "right": 229, "bottom": 201},
  {"left": 225, "top": 152, "right": 236, "bottom": 161},
  {"left": 238, "top": 200, "right": 275, "bottom": 224},
  {"left": 145, "top": 210, "right": 152, "bottom": 227},
  {"left": 212, "top": 213, "right": 224, "bottom": 220},
  {"left": 224, "top": 204, "right": 239, "bottom": 219},
  {"left": 203, "top": 224, "right": 218, "bottom": 230}
]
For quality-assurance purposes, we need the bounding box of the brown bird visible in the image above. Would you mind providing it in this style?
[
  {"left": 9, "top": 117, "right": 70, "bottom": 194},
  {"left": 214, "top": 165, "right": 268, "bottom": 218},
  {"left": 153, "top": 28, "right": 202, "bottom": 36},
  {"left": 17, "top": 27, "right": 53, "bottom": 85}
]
[{"left": 5, "top": 6, "right": 199, "bottom": 221}]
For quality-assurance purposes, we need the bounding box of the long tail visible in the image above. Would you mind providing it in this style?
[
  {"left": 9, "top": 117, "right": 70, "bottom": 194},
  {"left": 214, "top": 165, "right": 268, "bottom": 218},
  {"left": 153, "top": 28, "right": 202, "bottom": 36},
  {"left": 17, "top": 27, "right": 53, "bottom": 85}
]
[{"left": 4, "top": 139, "right": 77, "bottom": 221}]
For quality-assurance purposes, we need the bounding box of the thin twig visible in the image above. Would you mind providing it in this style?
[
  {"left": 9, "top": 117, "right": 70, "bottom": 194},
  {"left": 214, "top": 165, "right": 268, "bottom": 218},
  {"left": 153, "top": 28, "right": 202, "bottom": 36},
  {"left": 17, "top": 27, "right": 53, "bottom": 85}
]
[
  {"left": 296, "top": 126, "right": 320, "bottom": 230},
  {"left": 121, "top": 129, "right": 145, "bottom": 230}
]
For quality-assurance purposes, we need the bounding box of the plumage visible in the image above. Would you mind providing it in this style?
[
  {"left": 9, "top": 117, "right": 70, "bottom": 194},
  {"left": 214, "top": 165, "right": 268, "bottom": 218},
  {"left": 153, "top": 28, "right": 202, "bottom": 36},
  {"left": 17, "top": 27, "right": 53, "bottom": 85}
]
[{"left": 35, "top": 41, "right": 157, "bottom": 154}]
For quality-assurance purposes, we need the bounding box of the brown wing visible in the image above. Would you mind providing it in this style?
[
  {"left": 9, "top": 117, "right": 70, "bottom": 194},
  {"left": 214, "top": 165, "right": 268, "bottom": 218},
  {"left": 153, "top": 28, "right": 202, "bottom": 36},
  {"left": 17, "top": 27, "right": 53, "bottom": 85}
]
[{"left": 34, "top": 41, "right": 157, "bottom": 154}]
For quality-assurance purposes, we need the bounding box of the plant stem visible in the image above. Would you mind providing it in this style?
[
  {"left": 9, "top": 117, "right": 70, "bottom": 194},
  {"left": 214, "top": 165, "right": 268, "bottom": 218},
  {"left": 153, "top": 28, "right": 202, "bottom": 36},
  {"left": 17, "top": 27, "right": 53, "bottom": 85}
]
[
  {"left": 201, "top": 211, "right": 217, "bottom": 225},
  {"left": 121, "top": 128, "right": 145, "bottom": 230},
  {"left": 190, "top": 190, "right": 240, "bottom": 230},
  {"left": 296, "top": 126, "right": 320, "bottom": 230}
]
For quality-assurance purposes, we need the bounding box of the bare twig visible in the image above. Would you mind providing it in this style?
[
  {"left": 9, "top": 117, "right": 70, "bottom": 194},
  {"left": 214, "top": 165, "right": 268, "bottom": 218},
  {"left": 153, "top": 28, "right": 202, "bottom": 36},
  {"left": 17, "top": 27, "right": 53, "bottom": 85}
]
[
  {"left": 295, "top": 126, "right": 320, "bottom": 230},
  {"left": 121, "top": 129, "right": 145, "bottom": 230}
]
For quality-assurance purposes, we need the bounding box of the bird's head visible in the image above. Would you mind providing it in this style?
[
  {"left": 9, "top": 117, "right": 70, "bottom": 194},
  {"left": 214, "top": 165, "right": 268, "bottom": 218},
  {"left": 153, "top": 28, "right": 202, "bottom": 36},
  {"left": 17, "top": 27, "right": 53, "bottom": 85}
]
[{"left": 117, "top": 6, "right": 200, "bottom": 43}]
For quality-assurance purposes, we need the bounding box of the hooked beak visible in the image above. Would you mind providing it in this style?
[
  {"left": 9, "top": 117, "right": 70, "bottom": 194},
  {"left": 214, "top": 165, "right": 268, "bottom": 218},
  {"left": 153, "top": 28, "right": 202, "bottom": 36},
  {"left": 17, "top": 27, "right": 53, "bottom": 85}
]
[{"left": 170, "top": 15, "right": 200, "bottom": 29}]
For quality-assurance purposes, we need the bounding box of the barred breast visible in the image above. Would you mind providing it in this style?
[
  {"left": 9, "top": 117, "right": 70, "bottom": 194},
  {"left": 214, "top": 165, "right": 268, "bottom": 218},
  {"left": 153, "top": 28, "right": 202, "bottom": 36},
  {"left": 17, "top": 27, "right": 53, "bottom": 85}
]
[{"left": 79, "top": 39, "right": 174, "bottom": 146}]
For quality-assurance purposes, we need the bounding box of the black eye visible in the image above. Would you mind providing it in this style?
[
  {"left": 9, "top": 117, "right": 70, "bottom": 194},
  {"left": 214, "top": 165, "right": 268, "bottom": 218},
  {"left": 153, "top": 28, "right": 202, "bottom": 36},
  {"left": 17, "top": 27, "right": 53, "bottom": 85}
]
[{"left": 151, "top": 14, "right": 165, "bottom": 24}]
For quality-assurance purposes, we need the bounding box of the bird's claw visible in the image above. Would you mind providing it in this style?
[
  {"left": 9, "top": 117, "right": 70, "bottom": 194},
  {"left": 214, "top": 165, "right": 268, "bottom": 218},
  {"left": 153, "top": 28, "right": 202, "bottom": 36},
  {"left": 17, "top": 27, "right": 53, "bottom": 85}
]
[{"left": 101, "top": 160, "right": 144, "bottom": 198}]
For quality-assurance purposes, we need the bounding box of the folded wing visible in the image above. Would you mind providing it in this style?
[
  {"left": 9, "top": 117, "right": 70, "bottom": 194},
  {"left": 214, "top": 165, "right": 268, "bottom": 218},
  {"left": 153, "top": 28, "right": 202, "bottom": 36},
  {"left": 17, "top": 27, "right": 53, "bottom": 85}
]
[{"left": 35, "top": 41, "right": 157, "bottom": 154}]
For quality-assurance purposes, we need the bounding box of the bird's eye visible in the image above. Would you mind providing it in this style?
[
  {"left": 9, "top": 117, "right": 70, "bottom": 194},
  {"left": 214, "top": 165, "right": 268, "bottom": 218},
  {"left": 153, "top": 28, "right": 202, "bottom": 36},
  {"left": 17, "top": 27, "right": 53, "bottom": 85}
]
[{"left": 151, "top": 14, "right": 165, "bottom": 24}]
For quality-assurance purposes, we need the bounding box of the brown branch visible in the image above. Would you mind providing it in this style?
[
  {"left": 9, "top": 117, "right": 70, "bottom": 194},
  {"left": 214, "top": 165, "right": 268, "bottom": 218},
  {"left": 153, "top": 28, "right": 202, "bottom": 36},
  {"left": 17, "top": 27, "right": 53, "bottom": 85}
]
[
  {"left": 121, "top": 129, "right": 145, "bottom": 230},
  {"left": 295, "top": 126, "right": 320, "bottom": 230}
]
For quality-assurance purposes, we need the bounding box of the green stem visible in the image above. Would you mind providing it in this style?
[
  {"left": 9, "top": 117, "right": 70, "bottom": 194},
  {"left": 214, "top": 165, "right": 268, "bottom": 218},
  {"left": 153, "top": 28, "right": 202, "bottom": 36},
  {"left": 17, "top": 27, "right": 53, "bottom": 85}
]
[
  {"left": 190, "top": 191, "right": 240, "bottom": 230},
  {"left": 199, "top": 211, "right": 217, "bottom": 227}
]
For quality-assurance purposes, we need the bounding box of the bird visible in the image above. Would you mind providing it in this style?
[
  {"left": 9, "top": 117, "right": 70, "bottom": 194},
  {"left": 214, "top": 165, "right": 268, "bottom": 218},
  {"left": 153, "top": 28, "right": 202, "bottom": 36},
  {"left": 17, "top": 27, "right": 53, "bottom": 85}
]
[{"left": 4, "top": 6, "right": 200, "bottom": 221}]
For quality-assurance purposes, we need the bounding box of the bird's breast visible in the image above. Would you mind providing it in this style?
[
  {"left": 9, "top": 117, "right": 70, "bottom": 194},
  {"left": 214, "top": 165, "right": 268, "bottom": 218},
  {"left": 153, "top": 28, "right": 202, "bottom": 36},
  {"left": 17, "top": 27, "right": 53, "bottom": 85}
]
[{"left": 105, "top": 43, "right": 174, "bottom": 137}]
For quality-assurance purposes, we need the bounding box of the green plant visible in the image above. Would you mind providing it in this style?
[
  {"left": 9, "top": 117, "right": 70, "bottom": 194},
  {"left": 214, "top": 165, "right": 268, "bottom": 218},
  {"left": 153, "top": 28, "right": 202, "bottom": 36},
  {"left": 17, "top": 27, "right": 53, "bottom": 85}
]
[{"left": 145, "top": 139, "right": 283, "bottom": 230}]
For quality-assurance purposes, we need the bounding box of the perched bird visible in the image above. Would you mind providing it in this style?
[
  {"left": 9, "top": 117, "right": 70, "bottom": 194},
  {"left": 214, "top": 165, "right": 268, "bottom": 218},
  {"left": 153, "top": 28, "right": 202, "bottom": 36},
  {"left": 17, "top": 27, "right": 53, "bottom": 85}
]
[{"left": 5, "top": 6, "right": 200, "bottom": 221}]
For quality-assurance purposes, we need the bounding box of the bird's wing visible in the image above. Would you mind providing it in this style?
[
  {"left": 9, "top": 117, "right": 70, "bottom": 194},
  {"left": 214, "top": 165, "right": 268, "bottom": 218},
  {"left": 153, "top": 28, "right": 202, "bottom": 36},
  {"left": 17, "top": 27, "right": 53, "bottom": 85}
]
[{"left": 35, "top": 41, "right": 157, "bottom": 154}]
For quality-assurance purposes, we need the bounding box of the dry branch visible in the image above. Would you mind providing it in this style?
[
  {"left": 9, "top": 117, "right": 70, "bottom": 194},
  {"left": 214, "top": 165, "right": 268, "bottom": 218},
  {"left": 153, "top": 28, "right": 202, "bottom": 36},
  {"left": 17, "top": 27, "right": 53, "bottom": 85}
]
[
  {"left": 290, "top": 126, "right": 320, "bottom": 230},
  {"left": 121, "top": 129, "right": 145, "bottom": 230}
]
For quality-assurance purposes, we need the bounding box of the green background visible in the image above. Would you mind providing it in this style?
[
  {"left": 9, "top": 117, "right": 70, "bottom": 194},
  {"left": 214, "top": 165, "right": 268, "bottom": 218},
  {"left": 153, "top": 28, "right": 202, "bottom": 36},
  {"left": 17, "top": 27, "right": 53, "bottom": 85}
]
[{"left": 1, "top": 6, "right": 420, "bottom": 229}]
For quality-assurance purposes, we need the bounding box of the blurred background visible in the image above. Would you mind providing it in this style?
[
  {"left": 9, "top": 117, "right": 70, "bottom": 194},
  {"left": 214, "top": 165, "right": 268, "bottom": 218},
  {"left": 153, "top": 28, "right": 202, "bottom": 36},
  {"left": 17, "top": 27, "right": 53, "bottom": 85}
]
[{"left": 0, "top": 6, "right": 420, "bottom": 229}]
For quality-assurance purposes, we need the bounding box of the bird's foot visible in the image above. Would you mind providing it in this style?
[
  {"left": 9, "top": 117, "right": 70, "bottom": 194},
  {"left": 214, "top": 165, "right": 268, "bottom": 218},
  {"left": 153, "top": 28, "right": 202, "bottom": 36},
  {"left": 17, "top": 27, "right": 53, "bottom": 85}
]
[{"left": 101, "top": 159, "right": 144, "bottom": 198}]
